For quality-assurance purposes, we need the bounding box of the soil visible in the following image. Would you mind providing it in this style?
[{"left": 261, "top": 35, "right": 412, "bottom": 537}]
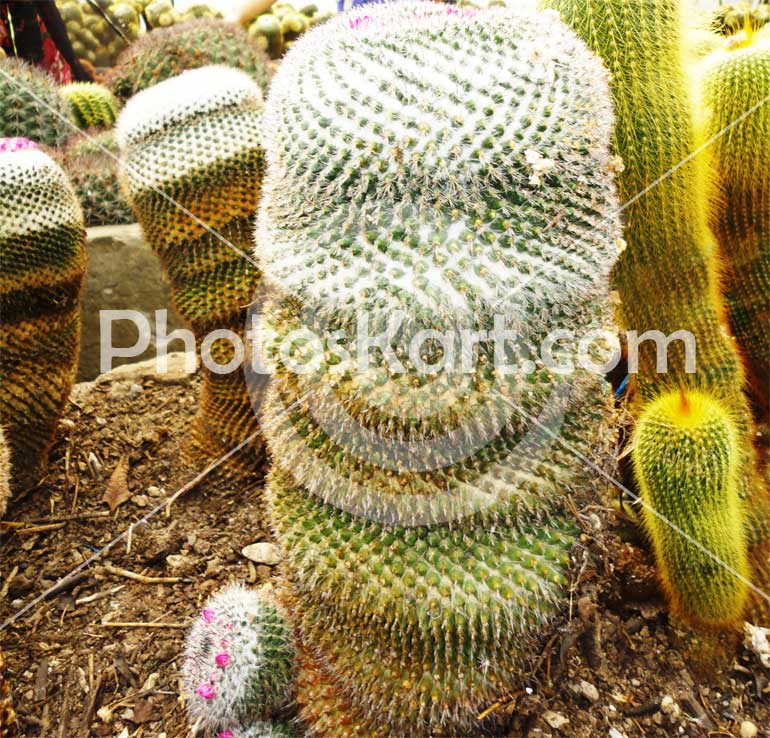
[{"left": 1, "top": 359, "right": 769, "bottom": 738}]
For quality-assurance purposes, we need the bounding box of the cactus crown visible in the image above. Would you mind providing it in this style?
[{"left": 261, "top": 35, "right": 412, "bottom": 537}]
[
  {"left": 59, "top": 82, "right": 120, "bottom": 131},
  {"left": 182, "top": 584, "right": 296, "bottom": 732}
]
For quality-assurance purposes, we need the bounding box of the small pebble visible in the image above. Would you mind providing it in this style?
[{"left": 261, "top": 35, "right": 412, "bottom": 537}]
[
  {"left": 571, "top": 679, "right": 599, "bottom": 702},
  {"left": 132, "top": 494, "right": 149, "bottom": 507},
  {"left": 543, "top": 710, "right": 569, "bottom": 730},
  {"left": 740, "top": 721, "right": 758, "bottom": 738},
  {"left": 95, "top": 416, "right": 107, "bottom": 427},
  {"left": 241, "top": 541, "right": 281, "bottom": 566}
]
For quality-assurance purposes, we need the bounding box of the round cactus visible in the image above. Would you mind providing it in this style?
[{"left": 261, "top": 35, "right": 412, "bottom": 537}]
[
  {"left": 0, "top": 57, "right": 72, "bottom": 147},
  {"left": 633, "top": 389, "right": 749, "bottom": 627},
  {"left": 0, "top": 140, "right": 87, "bottom": 490},
  {"left": 256, "top": 3, "right": 621, "bottom": 734},
  {"left": 182, "top": 584, "right": 296, "bottom": 732},
  {"left": 712, "top": 3, "right": 770, "bottom": 36},
  {"left": 59, "top": 82, "right": 120, "bottom": 130},
  {"left": 217, "top": 723, "right": 299, "bottom": 738},
  {"left": 117, "top": 66, "right": 267, "bottom": 475},
  {"left": 108, "top": 19, "right": 271, "bottom": 100}
]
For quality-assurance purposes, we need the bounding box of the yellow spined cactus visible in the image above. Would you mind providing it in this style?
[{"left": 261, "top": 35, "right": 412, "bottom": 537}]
[
  {"left": 700, "top": 29, "right": 770, "bottom": 418},
  {"left": 0, "top": 428, "right": 9, "bottom": 520}
]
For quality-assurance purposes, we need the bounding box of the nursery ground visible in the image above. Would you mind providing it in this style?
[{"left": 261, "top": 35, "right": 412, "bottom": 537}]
[{"left": 0, "top": 359, "right": 769, "bottom": 738}]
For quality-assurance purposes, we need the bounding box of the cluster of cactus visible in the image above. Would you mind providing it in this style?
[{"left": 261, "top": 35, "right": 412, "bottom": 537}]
[
  {"left": 60, "top": 130, "right": 134, "bottom": 227},
  {"left": 0, "top": 57, "right": 72, "bottom": 147},
  {"left": 699, "top": 28, "right": 770, "bottom": 419},
  {"left": 541, "top": 0, "right": 768, "bottom": 629},
  {"left": 58, "top": 0, "right": 142, "bottom": 68},
  {"left": 108, "top": 19, "right": 271, "bottom": 100},
  {"left": 712, "top": 2, "right": 770, "bottom": 36},
  {"left": 182, "top": 584, "right": 295, "bottom": 733},
  {"left": 59, "top": 82, "right": 119, "bottom": 130},
  {"left": 0, "top": 138, "right": 86, "bottom": 491},
  {"left": 251, "top": 3, "right": 623, "bottom": 734},
  {"left": 117, "top": 66, "right": 267, "bottom": 476},
  {"left": 145, "top": 0, "right": 223, "bottom": 28},
  {"left": 246, "top": 3, "right": 332, "bottom": 59}
]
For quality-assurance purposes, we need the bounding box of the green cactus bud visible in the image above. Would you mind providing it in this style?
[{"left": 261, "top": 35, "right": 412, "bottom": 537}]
[
  {"left": 117, "top": 66, "right": 266, "bottom": 476},
  {"left": 633, "top": 389, "right": 749, "bottom": 627},
  {"left": 0, "top": 140, "right": 87, "bottom": 490},
  {"left": 0, "top": 428, "right": 10, "bottom": 520},
  {"left": 257, "top": 3, "right": 621, "bottom": 733},
  {"left": 60, "top": 131, "right": 134, "bottom": 227},
  {"left": 700, "top": 30, "right": 770, "bottom": 418},
  {"left": 108, "top": 19, "right": 271, "bottom": 100},
  {"left": 59, "top": 82, "right": 120, "bottom": 130},
  {"left": 182, "top": 584, "right": 296, "bottom": 732},
  {"left": 0, "top": 57, "right": 72, "bottom": 147}
]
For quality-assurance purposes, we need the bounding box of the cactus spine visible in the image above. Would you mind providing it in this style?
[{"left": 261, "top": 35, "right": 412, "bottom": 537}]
[
  {"left": 117, "top": 66, "right": 266, "bottom": 476},
  {"left": 182, "top": 584, "right": 296, "bottom": 732},
  {"left": 0, "top": 139, "right": 87, "bottom": 489},
  {"left": 257, "top": 4, "right": 621, "bottom": 735},
  {"left": 699, "top": 30, "right": 770, "bottom": 419},
  {"left": 59, "top": 83, "right": 120, "bottom": 130},
  {"left": 541, "top": 0, "right": 764, "bottom": 629},
  {"left": 0, "top": 429, "right": 9, "bottom": 521}
]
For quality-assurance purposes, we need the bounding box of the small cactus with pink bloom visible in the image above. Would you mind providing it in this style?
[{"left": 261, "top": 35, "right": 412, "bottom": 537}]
[{"left": 182, "top": 583, "right": 296, "bottom": 732}]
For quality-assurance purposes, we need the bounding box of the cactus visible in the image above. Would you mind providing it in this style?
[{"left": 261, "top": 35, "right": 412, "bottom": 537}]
[
  {"left": 257, "top": 3, "right": 621, "bottom": 734},
  {"left": 633, "top": 389, "right": 749, "bottom": 627},
  {"left": 0, "top": 428, "right": 10, "bottom": 521},
  {"left": 59, "top": 83, "right": 119, "bottom": 130},
  {"left": 108, "top": 19, "right": 271, "bottom": 101},
  {"left": 0, "top": 139, "right": 87, "bottom": 489},
  {"left": 219, "top": 723, "right": 298, "bottom": 738},
  {"left": 699, "top": 30, "right": 770, "bottom": 419},
  {"left": 712, "top": 3, "right": 770, "bottom": 36},
  {"left": 60, "top": 131, "right": 134, "bottom": 227},
  {"left": 0, "top": 643, "right": 14, "bottom": 738},
  {"left": 117, "top": 66, "right": 266, "bottom": 476},
  {"left": 541, "top": 0, "right": 765, "bottom": 629},
  {"left": 182, "top": 584, "right": 296, "bottom": 732},
  {"left": 0, "top": 57, "right": 72, "bottom": 147}
]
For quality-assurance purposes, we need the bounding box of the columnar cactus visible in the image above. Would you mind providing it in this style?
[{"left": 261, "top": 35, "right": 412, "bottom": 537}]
[
  {"left": 256, "top": 4, "right": 621, "bottom": 735},
  {"left": 59, "top": 83, "right": 120, "bottom": 130},
  {"left": 117, "top": 66, "right": 266, "bottom": 475},
  {"left": 108, "top": 20, "right": 271, "bottom": 100},
  {"left": 0, "top": 57, "right": 72, "bottom": 147},
  {"left": 0, "top": 138, "right": 87, "bottom": 489},
  {"left": 700, "top": 30, "right": 770, "bottom": 418},
  {"left": 541, "top": 0, "right": 765, "bottom": 629},
  {"left": 182, "top": 584, "right": 295, "bottom": 732}
]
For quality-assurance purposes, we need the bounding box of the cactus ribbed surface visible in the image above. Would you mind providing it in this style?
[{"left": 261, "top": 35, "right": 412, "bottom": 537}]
[
  {"left": 0, "top": 643, "right": 13, "bottom": 738},
  {"left": 0, "top": 57, "right": 72, "bottom": 148},
  {"left": 256, "top": 4, "right": 620, "bottom": 735},
  {"left": 61, "top": 131, "right": 134, "bottom": 227},
  {"left": 0, "top": 140, "right": 86, "bottom": 489},
  {"left": 224, "top": 723, "right": 298, "bottom": 738},
  {"left": 541, "top": 0, "right": 764, "bottom": 629},
  {"left": 108, "top": 19, "right": 271, "bottom": 101},
  {"left": 0, "top": 428, "right": 9, "bottom": 520},
  {"left": 700, "top": 31, "right": 770, "bottom": 418},
  {"left": 633, "top": 389, "right": 749, "bottom": 626},
  {"left": 59, "top": 83, "right": 119, "bottom": 131},
  {"left": 117, "top": 66, "right": 266, "bottom": 476},
  {"left": 712, "top": 3, "right": 770, "bottom": 36},
  {"left": 182, "top": 584, "right": 295, "bottom": 732}
]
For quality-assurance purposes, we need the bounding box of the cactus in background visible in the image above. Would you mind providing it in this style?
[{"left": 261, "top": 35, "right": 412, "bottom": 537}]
[
  {"left": 712, "top": 3, "right": 770, "bottom": 36},
  {"left": 108, "top": 20, "right": 271, "bottom": 100},
  {"left": 541, "top": 0, "right": 765, "bottom": 629},
  {"left": 182, "top": 584, "right": 295, "bottom": 732},
  {"left": 59, "top": 83, "right": 119, "bottom": 130},
  {"left": 0, "top": 57, "right": 71, "bottom": 147},
  {"left": 700, "top": 30, "right": 770, "bottom": 419},
  {"left": 117, "top": 66, "right": 266, "bottom": 476},
  {"left": 61, "top": 131, "right": 134, "bottom": 227},
  {"left": 0, "top": 428, "right": 10, "bottom": 520},
  {"left": 0, "top": 139, "right": 86, "bottom": 490},
  {"left": 257, "top": 3, "right": 621, "bottom": 734},
  {"left": 633, "top": 389, "right": 749, "bottom": 626}
]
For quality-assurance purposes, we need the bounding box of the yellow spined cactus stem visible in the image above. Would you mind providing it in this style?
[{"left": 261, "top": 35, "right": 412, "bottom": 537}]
[
  {"left": 633, "top": 388, "right": 749, "bottom": 627},
  {"left": 0, "top": 428, "right": 9, "bottom": 521},
  {"left": 700, "top": 30, "right": 770, "bottom": 419}
]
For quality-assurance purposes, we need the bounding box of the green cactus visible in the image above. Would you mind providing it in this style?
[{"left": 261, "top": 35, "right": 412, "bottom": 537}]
[
  {"left": 107, "top": 19, "right": 271, "bottom": 100},
  {"left": 0, "top": 428, "right": 9, "bottom": 521},
  {"left": 699, "top": 29, "right": 770, "bottom": 419},
  {"left": 712, "top": 3, "right": 770, "bottom": 36},
  {"left": 61, "top": 131, "right": 134, "bottom": 227},
  {"left": 541, "top": 0, "right": 765, "bottom": 629},
  {"left": 257, "top": 4, "right": 621, "bottom": 734},
  {"left": 633, "top": 389, "right": 749, "bottom": 627},
  {"left": 0, "top": 57, "right": 72, "bottom": 147},
  {"left": 0, "top": 139, "right": 87, "bottom": 491},
  {"left": 117, "top": 66, "right": 266, "bottom": 476},
  {"left": 59, "top": 82, "right": 119, "bottom": 130},
  {"left": 182, "top": 584, "right": 296, "bottom": 732}
]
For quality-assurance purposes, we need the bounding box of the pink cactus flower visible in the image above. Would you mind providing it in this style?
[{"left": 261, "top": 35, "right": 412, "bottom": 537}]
[
  {"left": 219, "top": 733, "right": 234, "bottom": 738},
  {"left": 0, "top": 137, "right": 38, "bottom": 153},
  {"left": 214, "top": 651, "right": 230, "bottom": 668},
  {"left": 196, "top": 682, "right": 216, "bottom": 700},
  {"left": 201, "top": 608, "right": 216, "bottom": 623}
]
